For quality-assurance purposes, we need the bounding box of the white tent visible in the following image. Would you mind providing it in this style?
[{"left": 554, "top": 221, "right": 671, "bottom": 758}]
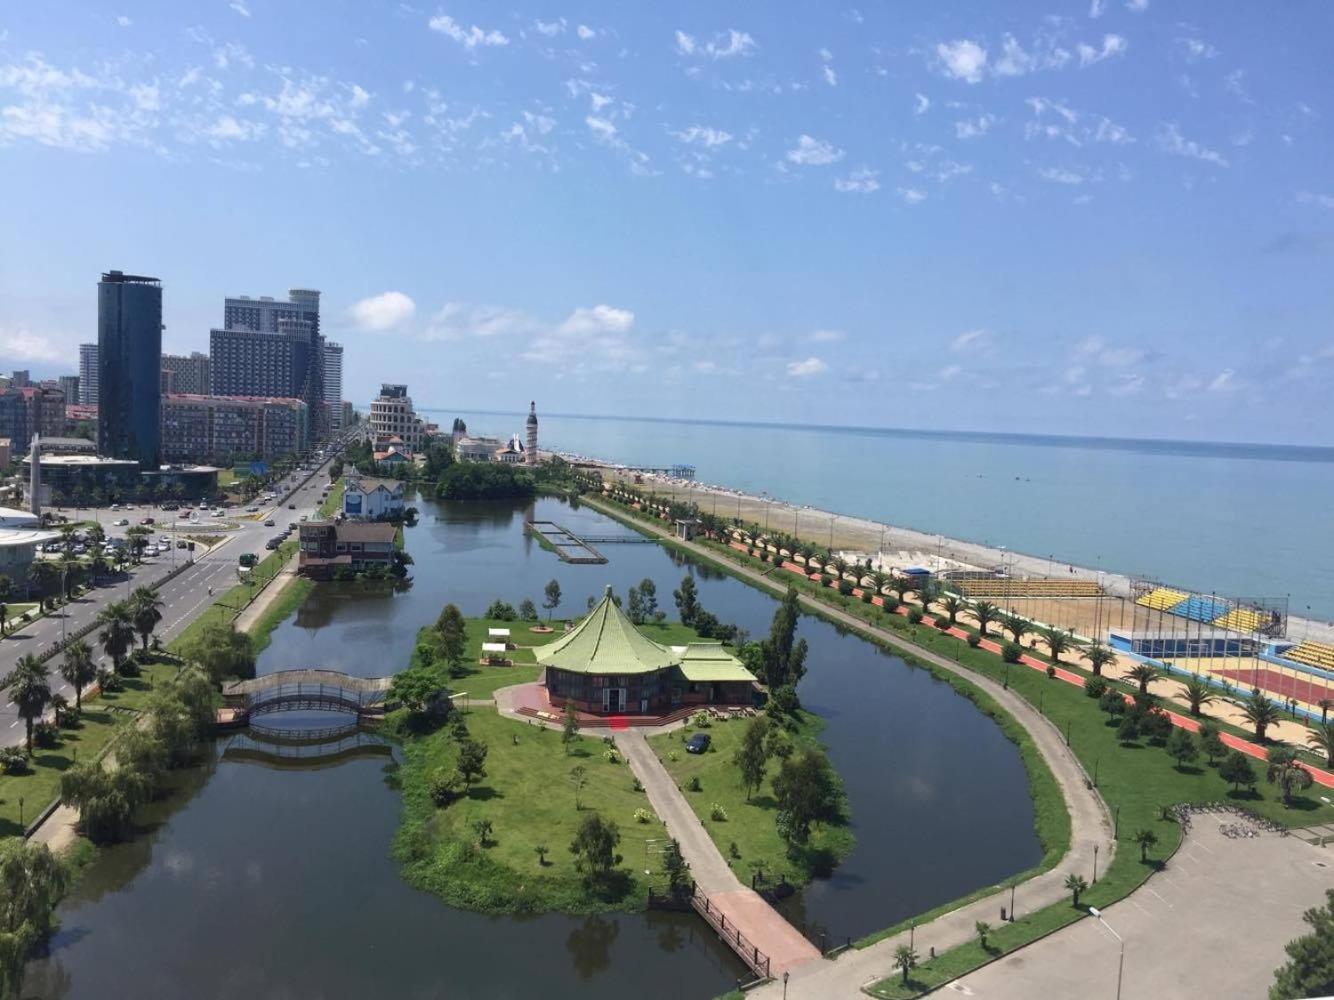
[
  {"left": 487, "top": 627, "right": 511, "bottom": 638},
  {"left": 481, "top": 642, "right": 508, "bottom": 654}
]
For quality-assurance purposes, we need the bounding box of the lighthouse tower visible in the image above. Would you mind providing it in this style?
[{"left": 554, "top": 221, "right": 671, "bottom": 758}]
[
  {"left": 525, "top": 401, "right": 538, "bottom": 465},
  {"left": 28, "top": 434, "right": 41, "bottom": 515}
]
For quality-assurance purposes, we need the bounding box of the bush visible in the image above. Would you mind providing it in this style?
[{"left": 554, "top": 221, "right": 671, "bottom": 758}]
[
  {"left": 1046, "top": 665, "right": 1057, "bottom": 678},
  {"left": 429, "top": 769, "right": 462, "bottom": 806},
  {"left": 907, "top": 609, "right": 924, "bottom": 625},
  {"left": 484, "top": 600, "right": 518, "bottom": 621},
  {"left": 710, "top": 803, "right": 728, "bottom": 822},
  {"left": 688, "top": 775, "right": 702, "bottom": 792},
  {"left": 692, "top": 710, "right": 711, "bottom": 728},
  {"left": 837, "top": 581, "right": 853, "bottom": 596},
  {"left": 936, "top": 616, "right": 952, "bottom": 630},
  {"left": 0, "top": 745, "right": 28, "bottom": 774},
  {"left": 668, "top": 750, "right": 679, "bottom": 763},
  {"left": 1084, "top": 677, "right": 1108, "bottom": 699},
  {"left": 881, "top": 599, "right": 900, "bottom": 615},
  {"left": 602, "top": 748, "right": 621, "bottom": 764},
  {"left": 33, "top": 721, "right": 59, "bottom": 749},
  {"left": 633, "top": 807, "right": 653, "bottom": 824},
  {"left": 1001, "top": 642, "right": 1023, "bottom": 663},
  {"left": 97, "top": 669, "right": 122, "bottom": 693},
  {"left": 119, "top": 657, "right": 142, "bottom": 678},
  {"left": 966, "top": 632, "right": 982, "bottom": 648},
  {"left": 860, "top": 590, "right": 873, "bottom": 604}
]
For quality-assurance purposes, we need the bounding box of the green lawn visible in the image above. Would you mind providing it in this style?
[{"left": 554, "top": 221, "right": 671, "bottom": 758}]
[
  {"left": 169, "top": 538, "right": 298, "bottom": 651},
  {"left": 393, "top": 708, "right": 672, "bottom": 914},
  {"left": 250, "top": 577, "right": 315, "bottom": 654},
  {"left": 648, "top": 710, "right": 855, "bottom": 886},
  {"left": 318, "top": 477, "right": 344, "bottom": 518}
]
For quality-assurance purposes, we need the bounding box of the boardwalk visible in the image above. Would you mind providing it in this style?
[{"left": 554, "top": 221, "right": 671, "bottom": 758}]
[{"left": 615, "top": 730, "right": 821, "bottom": 978}]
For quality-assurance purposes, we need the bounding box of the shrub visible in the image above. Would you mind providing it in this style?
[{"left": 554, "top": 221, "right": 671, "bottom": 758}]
[
  {"left": 429, "top": 769, "right": 461, "bottom": 806},
  {"left": 1001, "top": 642, "right": 1023, "bottom": 664},
  {"left": 632, "top": 777, "right": 644, "bottom": 792},
  {"left": 692, "top": 711, "right": 711, "bottom": 728},
  {"left": 860, "top": 590, "right": 873, "bottom": 604},
  {"left": 33, "top": 721, "right": 59, "bottom": 749},
  {"left": 966, "top": 632, "right": 982, "bottom": 648},
  {"left": 936, "top": 616, "right": 952, "bottom": 630},
  {"left": 97, "top": 669, "right": 122, "bottom": 693},
  {"left": 0, "top": 746, "right": 28, "bottom": 774},
  {"left": 119, "top": 657, "right": 142, "bottom": 678},
  {"left": 710, "top": 803, "right": 728, "bottom": 822},
  {"left": 729, "top": 841, "right": 741, "bottom": 859},
  {"left": 668, "top": 750, "right": 679, "bottom": 763},
  {"left": 838, "top": 581, "right": 853, "bottom": 596},
  {"left": 908, "top": 609, "right": 924, "bottom": 625},
  {"left": 1046, "top": 665, "right": 1057, "bottom": 679},
  {"left": 1084, "top": 677, "right": 1108, "bottom": 699},
  {"left": 602, "top": 748, "right": 621, "bottom": 764},
  {"left": 688, "top": 775, "right": 702, "bottom": 792},
  {"left": 882, "top": 599, "right": 900, "bottom": 615},
  {"left": 484, "top": 600, "right": 518, "bottom": 621},
  {"left": 633, "top": 807, "right": 653, "bottom": 824}
]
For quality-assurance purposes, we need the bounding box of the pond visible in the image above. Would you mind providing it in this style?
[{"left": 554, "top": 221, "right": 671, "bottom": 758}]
[{"left": 24, "top": 493, "right": 1042, "bottom": 997}]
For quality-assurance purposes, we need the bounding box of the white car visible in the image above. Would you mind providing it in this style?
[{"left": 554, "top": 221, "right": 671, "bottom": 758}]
[
  {"left": 157, "top": 542, "right": 171, "bottom": 554},
  {"left": 212, "top": 510, "right": 225, "bottom": 518},
  {"left": 114, "top": 518, "right": 129, "bottom": 526}
]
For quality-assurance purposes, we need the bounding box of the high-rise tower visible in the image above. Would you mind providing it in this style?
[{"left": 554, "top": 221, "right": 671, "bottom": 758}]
[
  {"left": 525, "top": 401, "right": 538, "bottom": 465},
  {"left": 97, "top": 270, "right": 162, "bottom": 468}
]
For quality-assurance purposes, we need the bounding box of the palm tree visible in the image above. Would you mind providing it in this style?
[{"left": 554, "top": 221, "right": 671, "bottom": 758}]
[
  {"left": 9, "top": 653, "right": 52, "bottom": 755},
  {"left": 1000, "top": 612, "right": 1032, "bottom": 645},
  {"left": 96, "top": 601, "right": 135, "bottom": 674},
  {"left": 972, "top": 600, "right": 1000, "bottom": 638},
  {"left": 60, "top": 639, "right": 97, "bottom": 711},
  {"left": 1234, "top": 690, "right": 1283, "bottom": 742},
  {"left": 1181, "top": 675, "right": 1215, "bottom": 716},
  {"left": 27, "top": 559, "right": 59, "bottom": 607},
  {"left": 58, "top": 523, "right": 78, "bottom": 553},
  {"left": 916, "top": 579, "right": 938, "bottom": 614},
  {"left": 870, "top": 571, "right": 889, "bottom": 597},
  {"left": 1267, "top": 747, "right": 1314, "bottom": 807},
  {"left": 1063, "top": 872, "right": 1089, "bottom": 907},
  {"left": 85, "top": 523, "right": 106, "bottom": 548},
  {"left": 939, "top": 594, "right": 965, "bottom": 628},
  {"left": 1127, "top": 663, "right": 1159, "bottom": 696},
  {"left": 892, "top": 944, "right": 918, "bottom": 985},
  {"left": 1084, "top": 644, "right": 1116, "bottom": 677},
  {"left": 57, "top": 551, "right": 80, "bottom": 599},
  {"left": 1133, "top": 828, "right": 1159, "bottom": 863},
  {"left": 889, "top": 576, "right": 912, "bottom": 604},
  {"left": 88, "top": 551, "right": 110, "bottom": 586},
  {"left": 831, "top": 556, "right": 849, "bottom": 581},
  {"left": 128, "top": 586, "right": 165, "bottom": 651},
  {"left": 1040, "top": 626, "right": 1073, "bottom": 662}
]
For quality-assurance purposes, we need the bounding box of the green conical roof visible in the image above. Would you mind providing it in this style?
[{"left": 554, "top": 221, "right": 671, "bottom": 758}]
[{"left": 536, "top": 586, "right": 679, "bottom": 675}]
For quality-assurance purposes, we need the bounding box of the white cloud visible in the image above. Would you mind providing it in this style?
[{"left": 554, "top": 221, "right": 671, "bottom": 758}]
[
  {"left": 533, "top": 19, "right": 566, "bottom": 37},
  {"left": 939, "top": 364, "right": 963, "bottom": 380},
  {"left": 1298, "top": 191, "right": 1334, "bottom": 209},
  {"left": 1089, "top": 0, "right": 1105, "bottom": 17},
  {"left": 229, "top": 0, "right": 251, "bottom": 16},
  {"left": 896, "top": 186, "right": 927, "bottom": 205},
  {"left": 810, "top": 329, "right": 845, "bottom": 343},
  {"left": 950, "top": 328, "right": 992, "bottom": 353},
  {"left": 0, "top": 325, "right": 63, "bottom": 363},
  {"left": 913, "top": 93, "right": 930, "bottom": 116},
  {"left": 524, "top": 304, "right": 640, "bottom": 367},
  {"left": 424, "top": 303, "right": 535, "bottom": 340},
  {"left": 1208, "top": 368, "right": 1235, "bottom": 392},
  {"left": 1125, "top": 0, "right": 1149, "bottom": 10},
  {"left": 834, "top": 167, "right": 879, "bottom": 193},
  {"left": 576, "top": 24, "right": 596, "bottom": 40},
  {"left": 428, "top": 14, "right": 509, "bottom": 49},
  {"left": 785, "top": 134, "right": 843, "bottom": 166},
  {"left": 954, "top": 113, "right": 996, "bottom": 139},
  {"left": 674, "top": 30, "right": 696, "bottom": 55},
  {"left": 936, "top": 39, "right": 988, "bottom": 83},
  {"left": 671, "top": 125, "right": 733, "bottom": 147},
  {"left": 204, "top": 114, "right": 265, "bottom": 143},
  {"left": 822, "top": 65, "right": 837, "bottom": 87},
  {"left": 1037, "top": 166, "right": 1085, "bottom": 184},
  {"left": 676, "top": 28, "right": 756, "bottom": 59},
  {"left": 116, "top": 15, "right": 132, "bottom": 27},
  {"left": 349, "top": 291, "right": 416, "bottom": 331},
  {"left": 585, "top": 115, "right": 617, "bottom": 141},
  {"left": 786, "top": 357, "right": 828, "bottom": 377},
  {"left": 1179, "top": 37, "right": 1218, "bottom": 61},
  {"left": 1157, "top": 122, "right": 1228, "bottom": 167},
  {"left": 1108, "top": 373, "right": 1145, "bottom": 396},
  {"left": 1077, "top": 34, "right": 1127, "bottom": 68}
]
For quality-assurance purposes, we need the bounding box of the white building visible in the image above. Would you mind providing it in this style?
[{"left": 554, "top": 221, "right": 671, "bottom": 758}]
[
  {"left": 0, "top": 505, "right": 59, "bottom": 581},
  {"left": 323, "top": 341, "right": 344, "bottom": 431},
  {"left": 78, "top": 343, "right": 99, "bottom": 405},
  {"left": 342, "top": 473, "right": 406, "bottom": 520},
  {"left": 369, "top": 383, "right": 423, "bottom": 452}
]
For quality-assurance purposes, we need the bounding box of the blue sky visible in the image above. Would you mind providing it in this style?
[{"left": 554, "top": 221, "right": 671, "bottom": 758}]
[{"left": 1, "top": 1, "right": 1332, "bottom": 445}]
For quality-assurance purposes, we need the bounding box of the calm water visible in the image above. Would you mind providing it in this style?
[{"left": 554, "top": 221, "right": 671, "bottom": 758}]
[
  {"left": 25, "top": 493, "right": 1040, "bottom": 997},
  {"left": 443, "top": 409, "right": 1334, "bottom": 619}
]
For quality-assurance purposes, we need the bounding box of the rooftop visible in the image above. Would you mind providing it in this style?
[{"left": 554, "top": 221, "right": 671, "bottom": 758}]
[
  {"left": 536, "top": 587, "right": 681, "bottom": 676},
  {"left": 676, "top": 643, "right": 756, "bottom": 683},
  {"left": 28, "top": 454, "right": 138, "bottom": 467}
]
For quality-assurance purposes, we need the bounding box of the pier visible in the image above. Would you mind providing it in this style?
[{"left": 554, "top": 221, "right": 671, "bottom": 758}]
[{"left": 526, "top": 520, "right": 609, "bottom": 563}]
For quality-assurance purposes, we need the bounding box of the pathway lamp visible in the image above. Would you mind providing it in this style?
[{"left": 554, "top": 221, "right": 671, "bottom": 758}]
[{"left": 1087, "top": 907, "right": 1124, "bottom": 1000}]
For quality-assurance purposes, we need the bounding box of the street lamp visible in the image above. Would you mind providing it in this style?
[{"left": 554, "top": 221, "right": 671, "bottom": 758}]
[
  {"left": 782, "top": 971, "right": 790, "bottom": 999},
  {"left": 1088, "top": 907, "right": 1124, "bottom": 1000}
]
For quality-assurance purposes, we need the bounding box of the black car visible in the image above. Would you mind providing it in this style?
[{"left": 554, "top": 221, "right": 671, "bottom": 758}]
[{"left": 685, "top": 732, "right": 711, "bottom": 754}]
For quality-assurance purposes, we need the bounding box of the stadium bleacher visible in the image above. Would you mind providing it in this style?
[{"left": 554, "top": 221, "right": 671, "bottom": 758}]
[
  {"left": 1172, "top": 595, "right": 1233, "bottom": 624},
  {"left": 1285, "top": 641, "right": 1334, "bottom": 672},
  {"left": 1135, "top": 587, "right": 1189, "bottom": 612},
  {"left": 954, "top": 579, "right": 1104, "bottom": 599},
  {"left": 1214, "top": 607, "right": 1266, "bottom": 634}
]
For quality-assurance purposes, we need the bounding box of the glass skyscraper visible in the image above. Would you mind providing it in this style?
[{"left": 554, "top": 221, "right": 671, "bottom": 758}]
[{"left": 97, "top": 270, "right": 162, "bottom": 468}]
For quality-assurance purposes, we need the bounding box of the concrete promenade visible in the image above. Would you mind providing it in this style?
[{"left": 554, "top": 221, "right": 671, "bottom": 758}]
[
  {"left": 584, "top": 496, "right": 1116, "bottom": 998},
  {"left": 615, "top": 729, "right": 822, "bottom": 977}
]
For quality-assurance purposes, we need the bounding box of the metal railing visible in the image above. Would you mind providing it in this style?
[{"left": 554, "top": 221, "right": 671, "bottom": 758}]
[{"left": 691, "top": 885, "right": 771, "bottom": 980}]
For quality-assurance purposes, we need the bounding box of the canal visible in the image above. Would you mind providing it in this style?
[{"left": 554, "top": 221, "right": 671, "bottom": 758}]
[{"left": 24, "top": 493, "right": 1042, "bottom": 997}]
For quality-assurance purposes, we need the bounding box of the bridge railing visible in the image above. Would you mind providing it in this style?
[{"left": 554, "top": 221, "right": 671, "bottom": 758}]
[
  {"left": 690, "top": 885, "right": 771, "bottom": 980},
  {"left": 244, "top": 681, "right": 385, "bottom": 710}
]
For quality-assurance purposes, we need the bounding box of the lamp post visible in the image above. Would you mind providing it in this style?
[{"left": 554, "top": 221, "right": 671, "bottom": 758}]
[
  {"left": 1088, "top": 907, "right": 1124, "bottom": 1000},
  {"left": 782, "top": 971, "right": 790, "bottom": 999},
  {"left": 1093, "top": 843, "right": 1099, "bottom": 883}
]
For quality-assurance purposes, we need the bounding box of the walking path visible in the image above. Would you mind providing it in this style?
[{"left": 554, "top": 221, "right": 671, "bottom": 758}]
[
  {"left": 615, "top": 729, "right": 821, "bottom": 977},
  {"left": 233, "top": 552, "right": 299, "bottom": 634},
  {"left": 583, "top": 497, "right": 1115, "bottom": 998}
]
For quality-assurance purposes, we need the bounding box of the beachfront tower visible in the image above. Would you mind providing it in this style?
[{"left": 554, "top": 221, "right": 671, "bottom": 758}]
[
  {"left": 525, "top": 401, "right": 538, "bottom": 466},
  {"left": 28, "top": 434, "right": 40, "bottom": 515}
]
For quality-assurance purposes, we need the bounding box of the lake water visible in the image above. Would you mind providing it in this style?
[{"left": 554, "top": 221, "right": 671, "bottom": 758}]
[
  {"left": 24, "top": 493, "right": 1040, "bottom": 997},
  {"left": 441, "top": 409, "right": 1334, "bottom": 620}
]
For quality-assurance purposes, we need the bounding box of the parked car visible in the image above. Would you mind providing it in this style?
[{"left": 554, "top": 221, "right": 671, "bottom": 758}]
[
  {"left": 299, "top": 515, "right": 308, "bottom": 522},
  {"left": 264, "top": 538, "right": 281, "bottom": 550},
  {"left": 685, "top": 733, "right": 711, "bottom": 754},
  {"left": 114, "top": 518, "right": 129, "bottom": 526},
  {"left": 264, "top": 519, "right": 276, "bottom": 527},
  {"left": 245, "top": 506, "right": 259, "bottom": 513},
  {"left": 176, "top": 540, "right": 188, "bottom": 549},
  {"left": 288, "top": 503, "right": 296, "bottom": 509},
  {"left": 157, "top": 542, "right": 171, "bottom": 554},
  {"left": 140, "top": 517, "right": 155, "bottom": 525}
]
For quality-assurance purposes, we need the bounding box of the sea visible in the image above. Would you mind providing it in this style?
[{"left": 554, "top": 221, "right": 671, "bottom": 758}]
[{"left": 433, "top": 409, "right": 1334, "bottom": 622}]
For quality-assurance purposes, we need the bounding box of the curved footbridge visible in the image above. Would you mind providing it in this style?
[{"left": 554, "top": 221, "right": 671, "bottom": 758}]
[{"left": 217, "top": 670, "right": 397, "bottom": 729}]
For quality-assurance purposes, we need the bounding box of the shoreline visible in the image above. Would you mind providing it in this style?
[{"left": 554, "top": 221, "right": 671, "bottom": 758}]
[{"left": 558, "top": 451, "right": 1334, "bottom": 643}]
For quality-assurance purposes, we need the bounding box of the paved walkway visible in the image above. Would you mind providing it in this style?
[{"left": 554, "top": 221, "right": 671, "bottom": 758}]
[
  {"left": 615, "top": 729, "right": 821, "bottom": 976},
  {"left": 584, "top": 497, "right": 1116, "bottom": 998}
]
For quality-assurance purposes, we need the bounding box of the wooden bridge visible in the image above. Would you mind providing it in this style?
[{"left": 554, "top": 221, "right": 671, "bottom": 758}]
[{"left": 219, "top": 670, "right": 396, "bottom": 729}]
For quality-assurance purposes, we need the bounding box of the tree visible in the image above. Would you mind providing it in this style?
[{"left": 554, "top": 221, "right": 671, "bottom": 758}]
[
  {"left": 484, "top": 599, "right": 517, "bottom": 621},
  {"left": 1267, "top": 747, "right": 1314, "bottom": 807},
  {"left": 128, "top": 586, "right": 164, "bottom": 651},
  {"left": 975, "top": 921, "right": 993, "bottom": 949},
  {"left": 892, "top": 944, "right": 919, "bottom": 986},
  {"left": 59, "top": 760, "right": 141, "bottom": 843},
  {"left": 939, "top": 594, "right": 964, "bottom": 628},
  {"left": 663, "top": 838, "right": 692, "bottom": 894},
  {"left": 96, "top": 601, "right": 135, "bottom": 674},
  {"left": 435, "top": 603, "right": 467, "bottom": 675},
  {"left": 1099, "top": 689, "right": 1127, "bottom": 719},
  {"left": 626, "top": 586, "right": 645, "bottom": 625},
  {"left": 390, "top": 663, "right": 443, "bottom": 715},
  {"left": 569, "top": 763, "right": 589, "bottom": 809},
  {"left": 60, "top": 639, "right": 97, "bottom": 712},
  {"left": 1038, "top": 626, "right": 1073, "bottom": 662},
  {"left": 27, "top": 559, "right": 58, "bottom": 606},
  {"left": 569, "top": 813, "right": 622, "bottom": 881},
  {"left": 1126, "top": 663, "right": 1159, "bottom": 696},
  {"left": 518, "top": 598, "right": 538, "bottom": 621},
  {"left": 9, "top": 654, "right": 51, "bottom": 755},
  {"left": 1270, "top": 888, "right": 1334, "bottom": 1000},
  {"left": 733, "top": 715, "right": 772, "bottom": 801},
  {"left": 456, "top": 738, "right": 489, "bottom": 791},
  {"left": 1235, "top": 690, "right": 1283, "bottom": 742},
  {"left": 562, "top": 700, "right": 579, "bottom": 754},
  {"left": 543, "top": 579, "right": 562, "bottom": 621},
  {"left": 771, "top": 748, "right": 843, "bottom": 849},
  {"left": 1181, "top": 675, "right": 1215, "bottom": 716},
  {"left": 1000, "top": 612, "right": 1031, "bottom": 645},
  {"left": 1064, "top": 872, "right": 1089, "bottom": 907},
  {"left": 1132, "top": 828, "right": 1158, "bottom": 863},
  {"left": 0, "top": 838, "right": 68, "bottom": 998},
  {"left": 178, "top": 621, "right": 255, "bottom": 685},
  {"left": 1199, "top": 722, "right": 1226, "bottom": 765},
  {"left": 674, "top": 575, "right": 700, "bottom": 627},
  {"left": 1165, "top": 728, "right": 1199, "bottom": 771},
  {"left": 1308, "top": 722, "right": 1334, "bottom": 768},
  {"left": 1117, "top": 715, "right": 1139, "bottom": 744},
  {"left": 1320, "top": 699, "right": 1334, "bottom": 726},
  {"left": 971, "top": 600, "right": 999, "bottom": 638},
  {"left": 1084, "top": 644, "right": 1117, "bottom": 677},
  {"left": 637, "top": 578, "right": 660, "bottom": 621},
  {"left": 759, "top": 588, "right": 808, "bottom": 691},
  {"left": 1219, "top": 750, "right": 1258, "bottom": 794}
]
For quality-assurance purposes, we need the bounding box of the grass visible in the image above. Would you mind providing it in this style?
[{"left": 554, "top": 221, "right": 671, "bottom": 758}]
[
  {"left": 216, "top": 468, "right": 239, "bottom": 488},
  {"left": 249, "top": 577, "right": 315, "bottom": 655},
  {"left": 168, "top": 538, "right": 298, "bottom": 652},
  {"left": 647, "top": 709, "right": 854, "bottom": 887},
  {"left": 393, "top": 708, "right": 672, "bottom": 914},
  {"left": 318, "top": 477, "right": 344, "bottom": 518}
]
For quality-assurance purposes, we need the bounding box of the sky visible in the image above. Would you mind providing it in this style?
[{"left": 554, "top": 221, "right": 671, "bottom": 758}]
[{"left": 1, "top": 1, "right": 1332, "bottom": 445}]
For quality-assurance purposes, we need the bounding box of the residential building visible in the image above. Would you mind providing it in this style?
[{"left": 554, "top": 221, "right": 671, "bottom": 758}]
[
  {"left": 161, "top": 394, "right": 308, "bottom": 465},
  {"left": 323, "top": 341, "right": 344, "bottom": 430},
  {"left": 222, "top": 289, "right": 325, "bottom": 434},
  {"left": 78, "top": 343, "right": 99, "bottom": 404},
  {"left": 97, "top": 270, "right": 162, "bottom": 468},
  {"left": 456, "top": 435, "right": 502, "bottom": 462},
  {"left": 210, "top": 324, "right": 313, "bottom": 400},
  {"left": 58, "top": 376, "right": 80, "bottom": 407},
  {"left": 0, "top": 390, "right": 30, "bottom": 453},
  {"left": 23, "top": 386, "right": 66, "bottom": 439},
  {"left": 9, "top": 371, "right": 28, "bottom": 388},
  {"left": 339, "top": 401, "right": 354, "bottom": 429},
  {"left": 298, "top": 520, "right": 397, "bottom": 580},
  {"left": 342, "top": 473, "right": 406, "bottom": 520},
  {"left": 161, "top": 351, "right": 211, "bottom": 395},
  {"left": 369, "top": 384, "right": 424, "bottom": 451}
]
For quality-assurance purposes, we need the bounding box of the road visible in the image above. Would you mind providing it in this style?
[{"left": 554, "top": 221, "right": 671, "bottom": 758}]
[{"left": 0, "top": 454, "right": 340, "bottom": 747}]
